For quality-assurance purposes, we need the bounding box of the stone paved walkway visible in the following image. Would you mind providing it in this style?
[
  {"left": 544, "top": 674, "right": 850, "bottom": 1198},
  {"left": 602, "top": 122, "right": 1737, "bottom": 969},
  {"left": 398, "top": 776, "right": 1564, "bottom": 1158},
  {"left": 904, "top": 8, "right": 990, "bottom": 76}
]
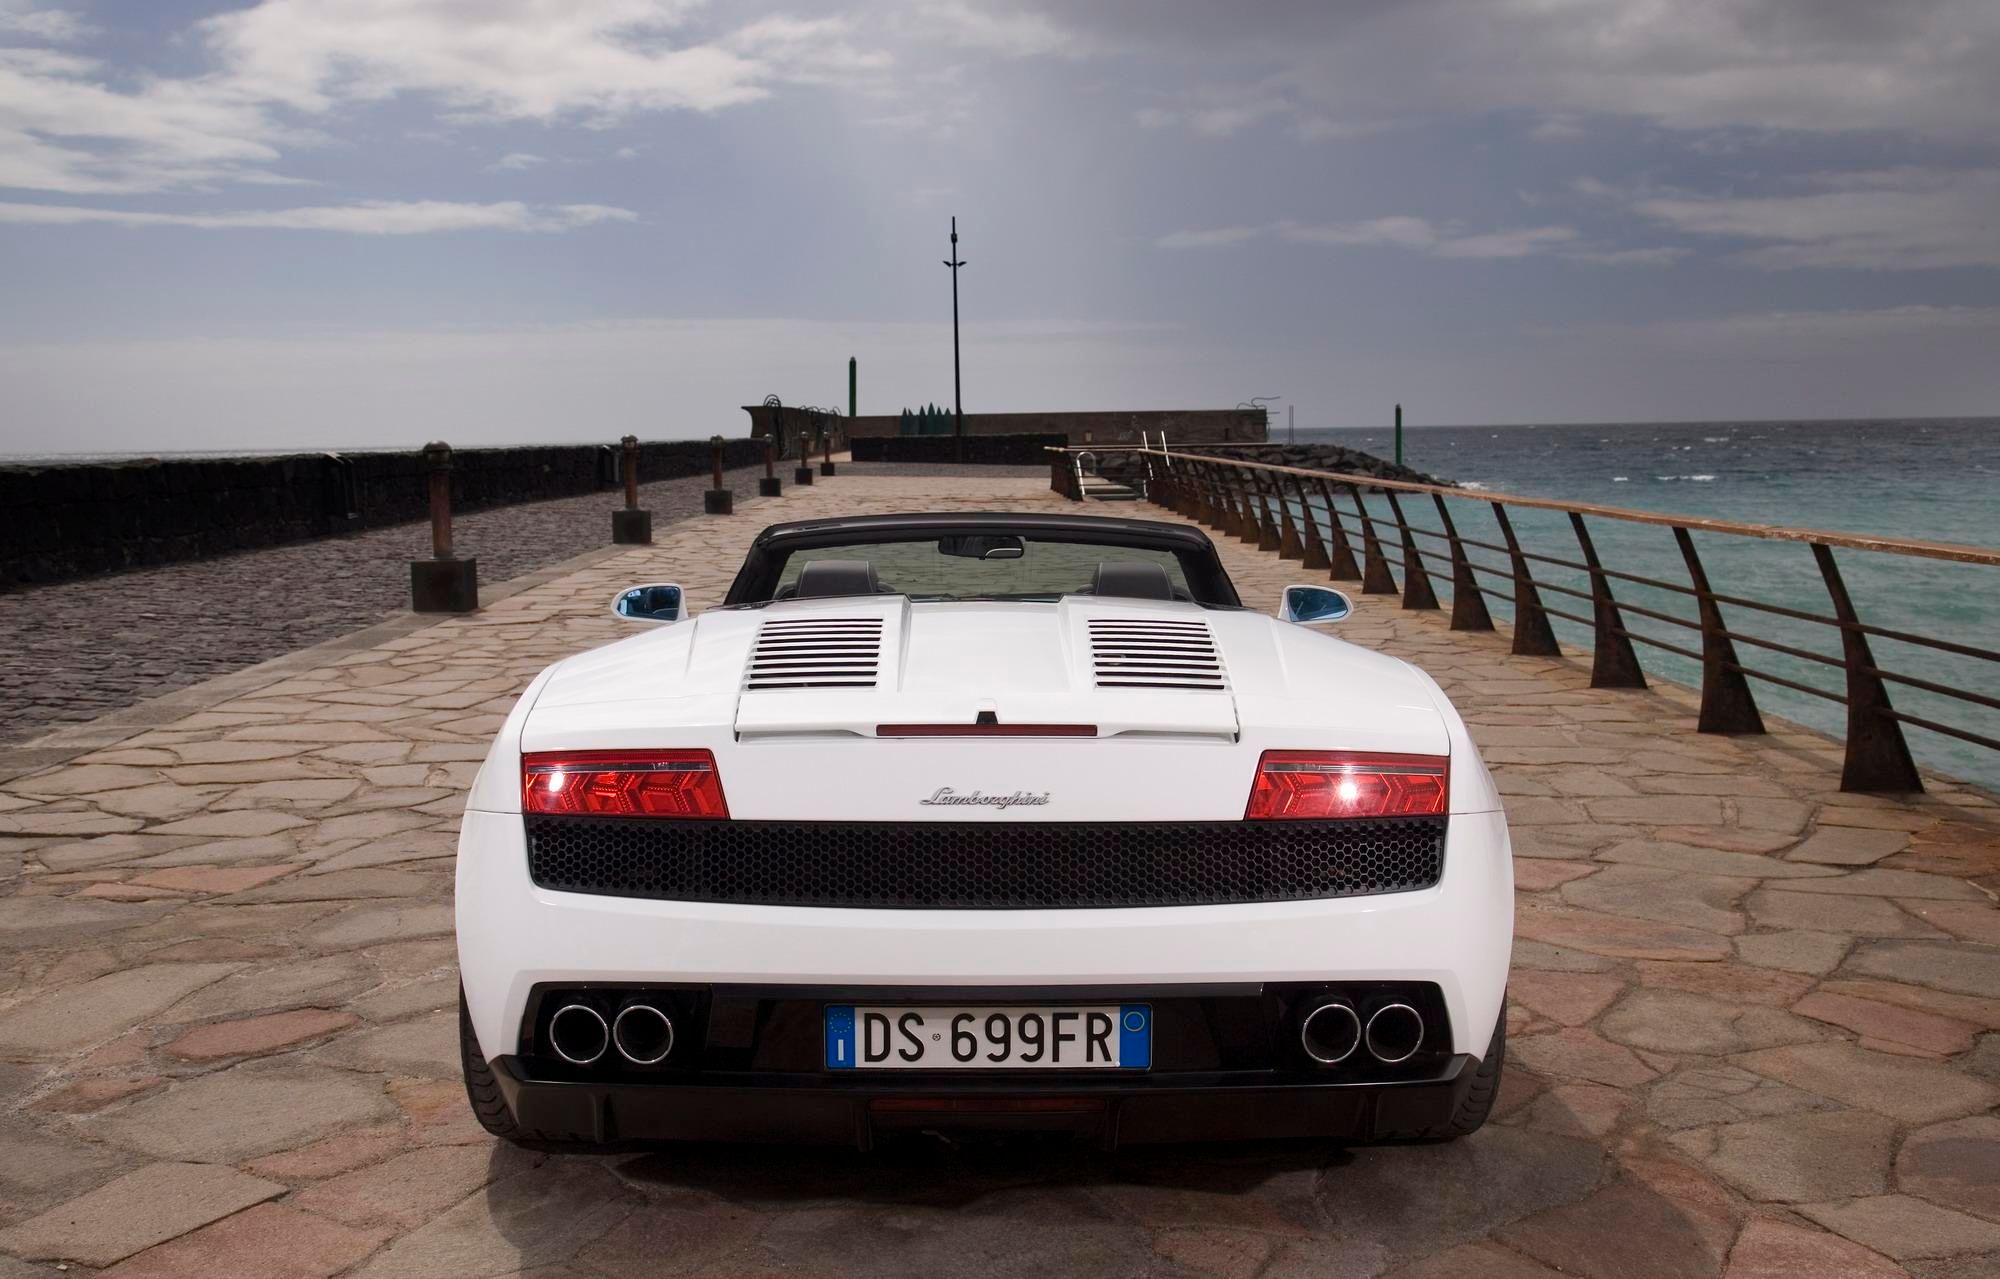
[{"left": 0, "top": 473, "right": 1995, "bottom": 1278}]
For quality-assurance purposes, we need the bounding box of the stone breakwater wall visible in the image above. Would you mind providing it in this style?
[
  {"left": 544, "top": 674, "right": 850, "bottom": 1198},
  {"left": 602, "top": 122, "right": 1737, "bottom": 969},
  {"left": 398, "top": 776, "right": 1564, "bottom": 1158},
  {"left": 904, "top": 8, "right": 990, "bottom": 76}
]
[
  {"left": 852, "top": 434, "right": 1067, "bottom": 465},
  {"left": 1092, "top": 442, "right": 1448, "bottom": 489},
  {"left": 1, "top": 437, "right": 765, "bottom": 590}
]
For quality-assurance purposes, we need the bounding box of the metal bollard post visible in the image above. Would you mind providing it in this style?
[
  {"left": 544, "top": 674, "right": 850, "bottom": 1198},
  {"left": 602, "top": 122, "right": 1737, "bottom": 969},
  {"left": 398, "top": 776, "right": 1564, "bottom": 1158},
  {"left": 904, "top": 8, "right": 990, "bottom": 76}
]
[
  {"left": 409, "top": 441, "right": 478, "bottom": 612},
  {"left": 820, "top": 429, "right": 837, "bottom": 477},
  {"left": 703, "top": 434, "right": 734, "bottom": 515},
  {"left": 759, "top": 436, "right": 783, "bottom": 497},
  {"left": 611, "top": 434, "right": 652, "bottom": 544}
]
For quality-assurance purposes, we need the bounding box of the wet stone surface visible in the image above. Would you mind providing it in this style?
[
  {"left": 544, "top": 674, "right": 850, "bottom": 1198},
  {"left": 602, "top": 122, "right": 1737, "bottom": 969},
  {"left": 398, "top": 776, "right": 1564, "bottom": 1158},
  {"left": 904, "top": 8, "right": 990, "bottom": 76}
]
[{"left": 0, "top": 471, "right": 1994, "bottom": 1276}]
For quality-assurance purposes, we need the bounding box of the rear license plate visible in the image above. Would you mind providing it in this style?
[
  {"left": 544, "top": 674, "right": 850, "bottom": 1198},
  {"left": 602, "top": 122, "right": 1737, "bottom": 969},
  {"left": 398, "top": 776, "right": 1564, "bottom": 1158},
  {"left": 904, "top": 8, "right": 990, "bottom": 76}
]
[{"left": 825, "top": 1005, "right": 1151, "bottom": 1070}]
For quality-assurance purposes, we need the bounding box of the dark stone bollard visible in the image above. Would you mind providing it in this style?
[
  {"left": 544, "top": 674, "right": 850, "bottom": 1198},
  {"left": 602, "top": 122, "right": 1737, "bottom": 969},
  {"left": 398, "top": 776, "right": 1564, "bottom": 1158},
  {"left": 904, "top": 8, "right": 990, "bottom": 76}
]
[
  {"left": 758, "top": 437, "right": 782, "bottom": 497},
  {"left": 410, "top": 441, "right": 477, "bottom": 612},
  {"left": 612, "top": 434, "right": 652, "bottom": 543},
  {"left": 704, "top": 434, "right": 734, "bottom": 514}
]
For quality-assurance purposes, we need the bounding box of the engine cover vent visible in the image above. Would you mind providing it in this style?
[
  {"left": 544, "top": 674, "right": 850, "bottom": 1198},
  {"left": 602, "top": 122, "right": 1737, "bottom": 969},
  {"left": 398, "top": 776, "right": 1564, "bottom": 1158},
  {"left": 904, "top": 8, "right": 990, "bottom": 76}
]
[
  {"left": 1088, "top": 617, "right": 1226, "bottom": 690},
  {"left": 745, "top": 616, "right": 884, "bottom": 690}
]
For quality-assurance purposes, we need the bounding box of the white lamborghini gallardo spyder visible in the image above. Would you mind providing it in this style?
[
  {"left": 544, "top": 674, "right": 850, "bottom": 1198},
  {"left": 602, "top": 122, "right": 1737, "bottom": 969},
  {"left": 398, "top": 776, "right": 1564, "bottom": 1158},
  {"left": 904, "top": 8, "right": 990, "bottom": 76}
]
[{"left": 455, "top": 512, "right": 1512, "bottom": 1147}]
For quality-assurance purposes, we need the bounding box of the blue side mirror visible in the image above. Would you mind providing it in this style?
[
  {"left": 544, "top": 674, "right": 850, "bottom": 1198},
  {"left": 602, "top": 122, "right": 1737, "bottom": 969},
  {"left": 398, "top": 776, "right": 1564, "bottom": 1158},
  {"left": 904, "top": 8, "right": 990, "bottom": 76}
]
[
  {"left": 613, "top": 583, "right": 685, "bottom": 624},
  {"left": 1279, "top": 585, "right": 1353, "bottom": 625}
]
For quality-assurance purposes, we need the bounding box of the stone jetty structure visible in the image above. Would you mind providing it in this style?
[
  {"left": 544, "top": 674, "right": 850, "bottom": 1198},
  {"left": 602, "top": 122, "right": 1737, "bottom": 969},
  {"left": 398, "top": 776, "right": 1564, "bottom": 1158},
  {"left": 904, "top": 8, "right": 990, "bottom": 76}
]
[{"left": 0, "top": 463, "right": 1994, "bottom": 1277}]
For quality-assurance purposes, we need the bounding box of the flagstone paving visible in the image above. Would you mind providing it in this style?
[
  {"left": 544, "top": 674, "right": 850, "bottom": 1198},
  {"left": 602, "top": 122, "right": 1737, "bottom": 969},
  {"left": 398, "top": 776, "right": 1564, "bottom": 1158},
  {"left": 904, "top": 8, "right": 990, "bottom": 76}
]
[{"left": 0, "top": 471, "right": 1994, "bottom": 1277}]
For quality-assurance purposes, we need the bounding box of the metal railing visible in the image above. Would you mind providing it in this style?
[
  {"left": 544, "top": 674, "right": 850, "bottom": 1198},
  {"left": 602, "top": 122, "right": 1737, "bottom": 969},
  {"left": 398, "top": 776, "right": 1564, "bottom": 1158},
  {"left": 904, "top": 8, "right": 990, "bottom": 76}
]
[{"left": 1047, "top": 445, "right": 1999, "bottom": 794}]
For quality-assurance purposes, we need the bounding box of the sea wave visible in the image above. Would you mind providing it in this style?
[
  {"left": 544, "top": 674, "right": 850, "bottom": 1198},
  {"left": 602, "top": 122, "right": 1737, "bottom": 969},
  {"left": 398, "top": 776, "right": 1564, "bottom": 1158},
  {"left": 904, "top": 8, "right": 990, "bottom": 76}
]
[{"left": 1655, "top": 474, "right": 1717, "bottom": 482}]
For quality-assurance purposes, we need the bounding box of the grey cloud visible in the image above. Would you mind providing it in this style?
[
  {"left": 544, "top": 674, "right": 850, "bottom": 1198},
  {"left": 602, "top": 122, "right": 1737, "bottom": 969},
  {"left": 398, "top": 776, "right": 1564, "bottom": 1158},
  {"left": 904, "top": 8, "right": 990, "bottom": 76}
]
[
  {"left": 1161, "top": 218, "right": 1625, "bottom": 263},
  {"left": 0, "top": 199, "right": 637, "bottom": 233},
  {"left": 1634, "top": 170, "right": 2000, "bottom": 270},
  {"left": 973, "top": 0, "right": 2000, "bottom": 141},
  {"left": 0, "top": 1, "right": 899, "bottom": 197}
]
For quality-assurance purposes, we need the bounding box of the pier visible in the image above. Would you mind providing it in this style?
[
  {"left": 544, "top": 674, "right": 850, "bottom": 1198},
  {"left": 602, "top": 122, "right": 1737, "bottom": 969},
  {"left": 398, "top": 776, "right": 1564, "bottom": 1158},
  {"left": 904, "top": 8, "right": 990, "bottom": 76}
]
[{"left": 0, "top": 466, "right": 1995, "bottom": 1277}]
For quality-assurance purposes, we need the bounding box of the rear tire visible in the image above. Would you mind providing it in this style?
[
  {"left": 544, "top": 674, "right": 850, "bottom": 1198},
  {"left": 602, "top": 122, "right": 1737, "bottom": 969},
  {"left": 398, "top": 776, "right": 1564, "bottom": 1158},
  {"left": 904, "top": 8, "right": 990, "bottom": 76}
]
[
  {"left": 1442, "top": 1008, "right": 1505, "bottom": 1138},
  {"left": 1376, "top": 1004, "right": 1505, "bottom": 1142},
  {"left": 459, "top": 988, "right": 524, "bottom": 1142}
]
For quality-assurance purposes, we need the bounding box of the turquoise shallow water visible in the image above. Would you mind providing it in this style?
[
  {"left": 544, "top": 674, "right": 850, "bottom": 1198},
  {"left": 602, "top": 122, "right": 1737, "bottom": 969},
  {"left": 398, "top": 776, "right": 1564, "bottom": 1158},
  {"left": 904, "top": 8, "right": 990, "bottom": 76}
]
[{"left": 1290, "top": 418, "right": 1998, "bottom": 790}]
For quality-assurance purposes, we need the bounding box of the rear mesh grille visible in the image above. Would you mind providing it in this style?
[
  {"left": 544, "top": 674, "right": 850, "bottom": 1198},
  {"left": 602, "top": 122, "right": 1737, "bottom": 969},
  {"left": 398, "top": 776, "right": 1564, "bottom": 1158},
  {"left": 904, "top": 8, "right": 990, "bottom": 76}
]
[
  {"left": 1089, "top": 618, "right": 1225, "bottom": 689},
  {"left": 524, "top": 816, "right": 1445, "bottom": 909},
  {"left": 745, "top": 617, "right": 883, "bottom": 690}
]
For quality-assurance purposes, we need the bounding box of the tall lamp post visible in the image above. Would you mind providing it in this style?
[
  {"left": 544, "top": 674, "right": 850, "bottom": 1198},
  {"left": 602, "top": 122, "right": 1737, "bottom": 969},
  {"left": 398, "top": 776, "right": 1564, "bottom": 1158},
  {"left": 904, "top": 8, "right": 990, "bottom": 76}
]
[{"left": 944, "top": 217, "right": 966, "bottom": 462}]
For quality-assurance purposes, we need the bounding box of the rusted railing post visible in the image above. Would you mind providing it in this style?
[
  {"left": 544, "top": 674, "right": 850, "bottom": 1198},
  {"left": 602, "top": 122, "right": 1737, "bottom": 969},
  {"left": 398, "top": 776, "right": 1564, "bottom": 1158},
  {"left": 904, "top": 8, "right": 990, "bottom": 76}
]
[
  {"left": 759, "top": 437, "right": 783, "bottom": 497},
  {"left": 1275, "top": 472, "right": 1303, "bottom": 560},
  {"left": 1203, "top": 463, "right": 1232, "bottom": 531},
  {"left": 1813, "top": 544, "right": 1922, "bottom": 792},
  {"left": 1234, "top": 468, "right": 1265, "bottom": 546},
  {"left": 611, "top": 434, "right": 652, "bottom": 544},
  {"left": 1492, "top": 504, "right": 1559, "bottom": 656},
  {"left": 1162, "top": 454, "right": 1191, "bottom": 516},
  {"left": 1673, "top": 528, "right": 1761, "bottom": 734},
  {"left": 704, "top": 434, "right": 734, "bottom": 515},
  {"left": 1249, "top": 469, "right": 1281, "bottom": 551},
  {"left": 1183, "top": 461, "right": 1212, "bottom": 525},
  {"left": 1317, "top": 479, "right": 1361, "bottom": 581},
  {"left": 1385, "top": 490, "right": 1439, "bottom": 610},
  {"left": 427, "top": 442, "right": 452, "bottom": 560},
  {"left": 1292, "top": 475, "right": 1329, "bottom": 570},
  {"left": 1354, "top": 487, "right": 1398, "bottom": 594},
  {"left": 409, "top": 441, "right": 478, "bottom": 612},
  {"left": 1434, "top": 494, "right": 1492, "bottom": 631},
  {"left": 1160, "top": 459, "right": 1187, "bottom": 514},
  {"left": 1212, "top": 465, "right": 1243, "bottom": 537},
  {"left": 1570, "top": 513, "right": 1645, "bottom": 687}
]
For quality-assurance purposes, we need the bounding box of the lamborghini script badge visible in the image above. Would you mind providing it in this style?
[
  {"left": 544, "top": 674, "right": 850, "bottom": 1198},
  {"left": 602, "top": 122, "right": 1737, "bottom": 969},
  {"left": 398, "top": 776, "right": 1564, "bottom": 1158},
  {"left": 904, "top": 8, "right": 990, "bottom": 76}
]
[{"left": 920, "top": 787, "right": 1051, "bottom": 810}]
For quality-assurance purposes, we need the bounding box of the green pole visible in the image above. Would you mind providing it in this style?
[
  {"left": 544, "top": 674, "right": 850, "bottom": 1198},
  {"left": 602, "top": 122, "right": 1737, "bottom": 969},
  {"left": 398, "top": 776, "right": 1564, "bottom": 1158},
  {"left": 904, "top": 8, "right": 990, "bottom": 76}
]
[
  {"left": 848, "top": 357, "right": 856, "bottom": 418},
  {"left": 1395, "top": 403, "right": 1403, "bottom": 466}
]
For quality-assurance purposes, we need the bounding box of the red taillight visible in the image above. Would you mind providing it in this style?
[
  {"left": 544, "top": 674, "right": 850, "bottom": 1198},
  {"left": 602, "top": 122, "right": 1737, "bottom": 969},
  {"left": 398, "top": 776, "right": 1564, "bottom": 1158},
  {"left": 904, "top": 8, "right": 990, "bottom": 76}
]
[
  {"left": 1245, "top": 750, "right": 1449, "bottom": 820},
  {"left": 521, "top": 750, "right": 728, "bottom": 818}
]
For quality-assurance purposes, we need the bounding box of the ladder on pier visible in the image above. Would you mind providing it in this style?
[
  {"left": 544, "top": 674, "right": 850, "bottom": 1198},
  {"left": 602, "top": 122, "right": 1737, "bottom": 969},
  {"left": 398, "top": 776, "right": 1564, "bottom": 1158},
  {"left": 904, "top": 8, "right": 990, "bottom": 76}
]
[{"left": 1071, "top": 451, "right": 1141, "bottom": 501}]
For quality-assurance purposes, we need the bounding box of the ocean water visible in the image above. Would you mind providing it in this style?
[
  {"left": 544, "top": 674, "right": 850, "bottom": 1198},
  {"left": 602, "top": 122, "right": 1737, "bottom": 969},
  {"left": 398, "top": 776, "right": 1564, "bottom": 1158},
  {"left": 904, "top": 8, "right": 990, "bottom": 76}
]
[{"left": 1284, "top": 418, "right": 1998, "bottom": 789}]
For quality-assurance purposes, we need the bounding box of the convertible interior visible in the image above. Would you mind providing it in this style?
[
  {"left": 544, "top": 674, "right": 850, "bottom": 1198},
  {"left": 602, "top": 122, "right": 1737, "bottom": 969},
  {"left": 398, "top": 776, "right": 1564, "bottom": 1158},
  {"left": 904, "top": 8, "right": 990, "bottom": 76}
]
[
  {"left": 732, "top": 513, "right": 1240, "bottom": 608},
  {"left": 773, "top": 556, "right": 1187, "bottom": 603}
]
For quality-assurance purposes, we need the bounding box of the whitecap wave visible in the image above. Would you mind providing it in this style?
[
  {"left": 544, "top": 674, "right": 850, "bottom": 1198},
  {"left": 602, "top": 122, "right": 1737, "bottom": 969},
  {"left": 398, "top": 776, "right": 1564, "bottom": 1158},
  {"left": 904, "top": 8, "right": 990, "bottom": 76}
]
[{"left": 1611, "top": 475, "right": 1629, "bottom": 482}]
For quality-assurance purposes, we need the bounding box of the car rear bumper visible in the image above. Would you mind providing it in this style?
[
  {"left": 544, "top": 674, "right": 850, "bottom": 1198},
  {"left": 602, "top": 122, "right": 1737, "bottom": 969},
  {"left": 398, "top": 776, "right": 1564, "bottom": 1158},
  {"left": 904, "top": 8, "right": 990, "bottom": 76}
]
[
  {"left": 456, "top": 808, "right": 1513, "bottom": 1063},
  {"left": 486, "top": 1054, "right": 1479, "bottom": 1148}
]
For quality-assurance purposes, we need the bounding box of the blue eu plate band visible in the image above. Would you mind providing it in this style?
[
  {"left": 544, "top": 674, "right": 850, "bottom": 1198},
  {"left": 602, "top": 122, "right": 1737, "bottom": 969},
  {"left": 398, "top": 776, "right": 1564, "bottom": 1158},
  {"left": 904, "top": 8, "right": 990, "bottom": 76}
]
[{"left": 824, "top": 1005, "right": 1151, "bottom": 1069}]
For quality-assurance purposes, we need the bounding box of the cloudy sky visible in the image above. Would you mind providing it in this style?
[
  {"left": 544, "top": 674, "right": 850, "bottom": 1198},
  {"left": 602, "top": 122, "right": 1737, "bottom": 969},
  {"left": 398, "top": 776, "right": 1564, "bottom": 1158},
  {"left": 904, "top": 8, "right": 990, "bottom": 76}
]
[{"left": 1, "top": 0, "right": 1996, "bottom": 452}]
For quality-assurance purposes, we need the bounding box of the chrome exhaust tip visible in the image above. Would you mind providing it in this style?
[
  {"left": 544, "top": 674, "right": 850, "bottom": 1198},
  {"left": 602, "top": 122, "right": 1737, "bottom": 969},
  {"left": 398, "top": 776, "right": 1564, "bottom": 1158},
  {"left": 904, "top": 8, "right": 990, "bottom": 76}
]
[
  {"left": 1299, "top": 999, "right": 1362, "bottom": 1065},
  {"left": 1364, "top": 1003, "right": 1424, "bottom": 1064},
  {"left": 548, "top": 1003, "right": 609, "bottom": 1065},
  {"left": 612, "top": 1003, "right": 675, "bottom": 1065}
]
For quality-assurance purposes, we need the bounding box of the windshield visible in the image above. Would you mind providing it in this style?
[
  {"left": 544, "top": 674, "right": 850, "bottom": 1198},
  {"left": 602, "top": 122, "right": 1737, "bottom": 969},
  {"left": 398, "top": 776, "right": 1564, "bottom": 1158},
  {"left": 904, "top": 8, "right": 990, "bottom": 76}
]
[{"left": 772, "top": 538, "right": 1194, "bottom": 602}]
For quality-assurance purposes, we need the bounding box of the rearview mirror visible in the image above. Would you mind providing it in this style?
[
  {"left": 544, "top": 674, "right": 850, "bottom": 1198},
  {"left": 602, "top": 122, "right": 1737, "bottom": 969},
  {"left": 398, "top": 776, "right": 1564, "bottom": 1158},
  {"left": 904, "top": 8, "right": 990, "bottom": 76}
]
[
  {"left": 1279, "top": 585, "right": 1352, "bottom": 625},
  {"left": 613, "top": 583, "right": 685, "bottom": 624},
  {"left": 938, "top": 534, "right": 1025, "bottom": 560}
]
